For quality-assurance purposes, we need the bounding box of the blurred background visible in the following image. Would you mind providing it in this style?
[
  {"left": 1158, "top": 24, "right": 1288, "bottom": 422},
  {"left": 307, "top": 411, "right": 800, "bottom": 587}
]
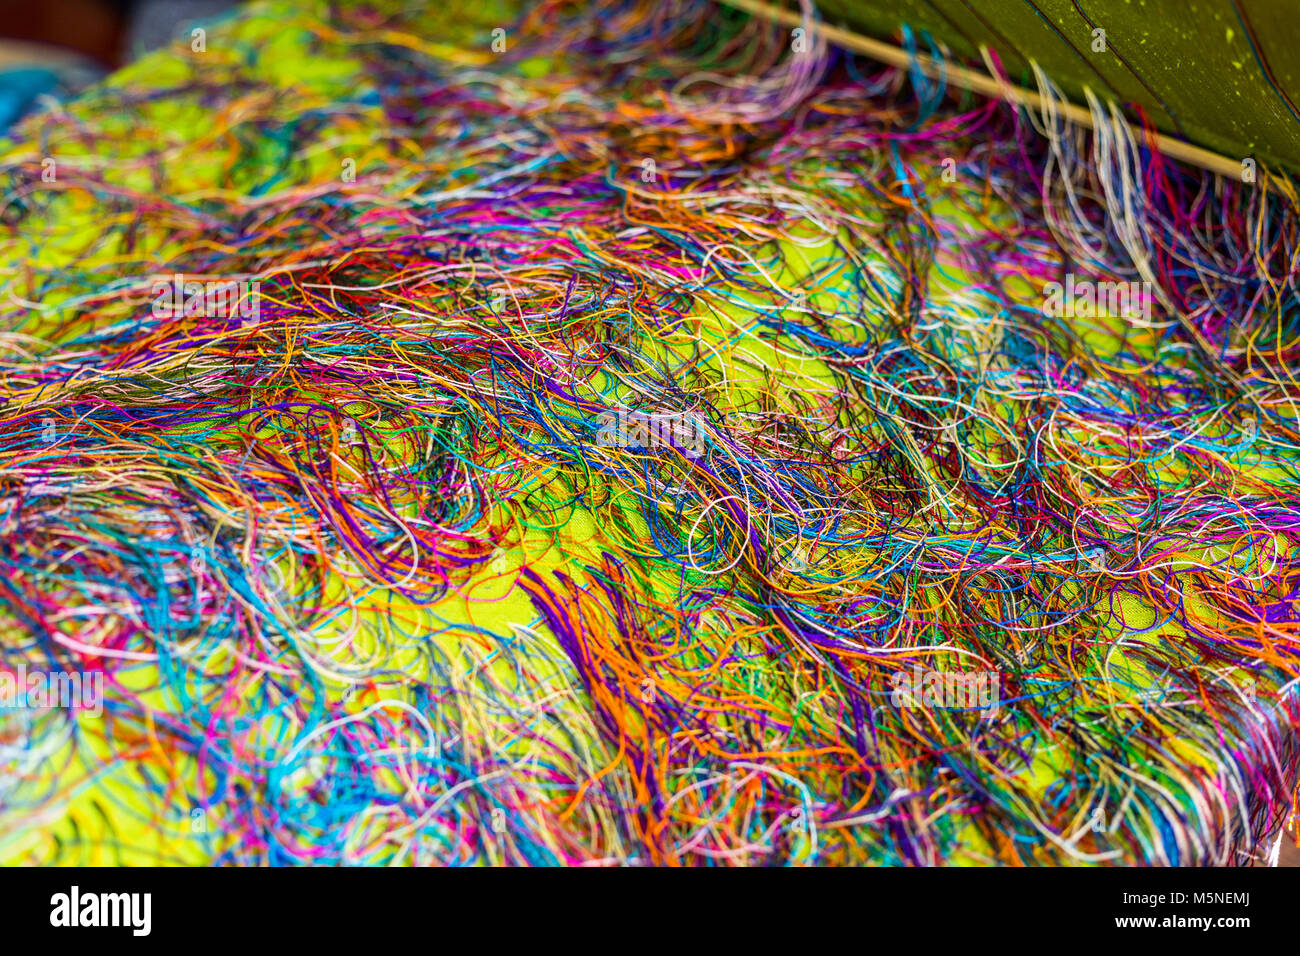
[{"left": 0, "top": 0, "right": 239, "bottom": 129}]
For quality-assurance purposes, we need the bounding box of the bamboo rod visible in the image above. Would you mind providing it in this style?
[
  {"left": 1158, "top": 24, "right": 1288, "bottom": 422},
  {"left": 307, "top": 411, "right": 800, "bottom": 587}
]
[{"left": 722, "top": 0, "right": 1274, "bottom": 188}]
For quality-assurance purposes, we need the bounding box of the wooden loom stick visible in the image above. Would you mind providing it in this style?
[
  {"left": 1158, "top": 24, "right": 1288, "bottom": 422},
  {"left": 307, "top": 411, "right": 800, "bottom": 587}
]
[{"left": 722, "top": 0, "right": 1280, "bottom": 190}]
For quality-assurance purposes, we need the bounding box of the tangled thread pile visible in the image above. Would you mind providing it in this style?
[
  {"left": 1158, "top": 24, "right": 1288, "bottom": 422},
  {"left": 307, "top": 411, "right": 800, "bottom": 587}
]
[{"left": 0, "top": 0, "right": 1298, "bottom": 865}]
